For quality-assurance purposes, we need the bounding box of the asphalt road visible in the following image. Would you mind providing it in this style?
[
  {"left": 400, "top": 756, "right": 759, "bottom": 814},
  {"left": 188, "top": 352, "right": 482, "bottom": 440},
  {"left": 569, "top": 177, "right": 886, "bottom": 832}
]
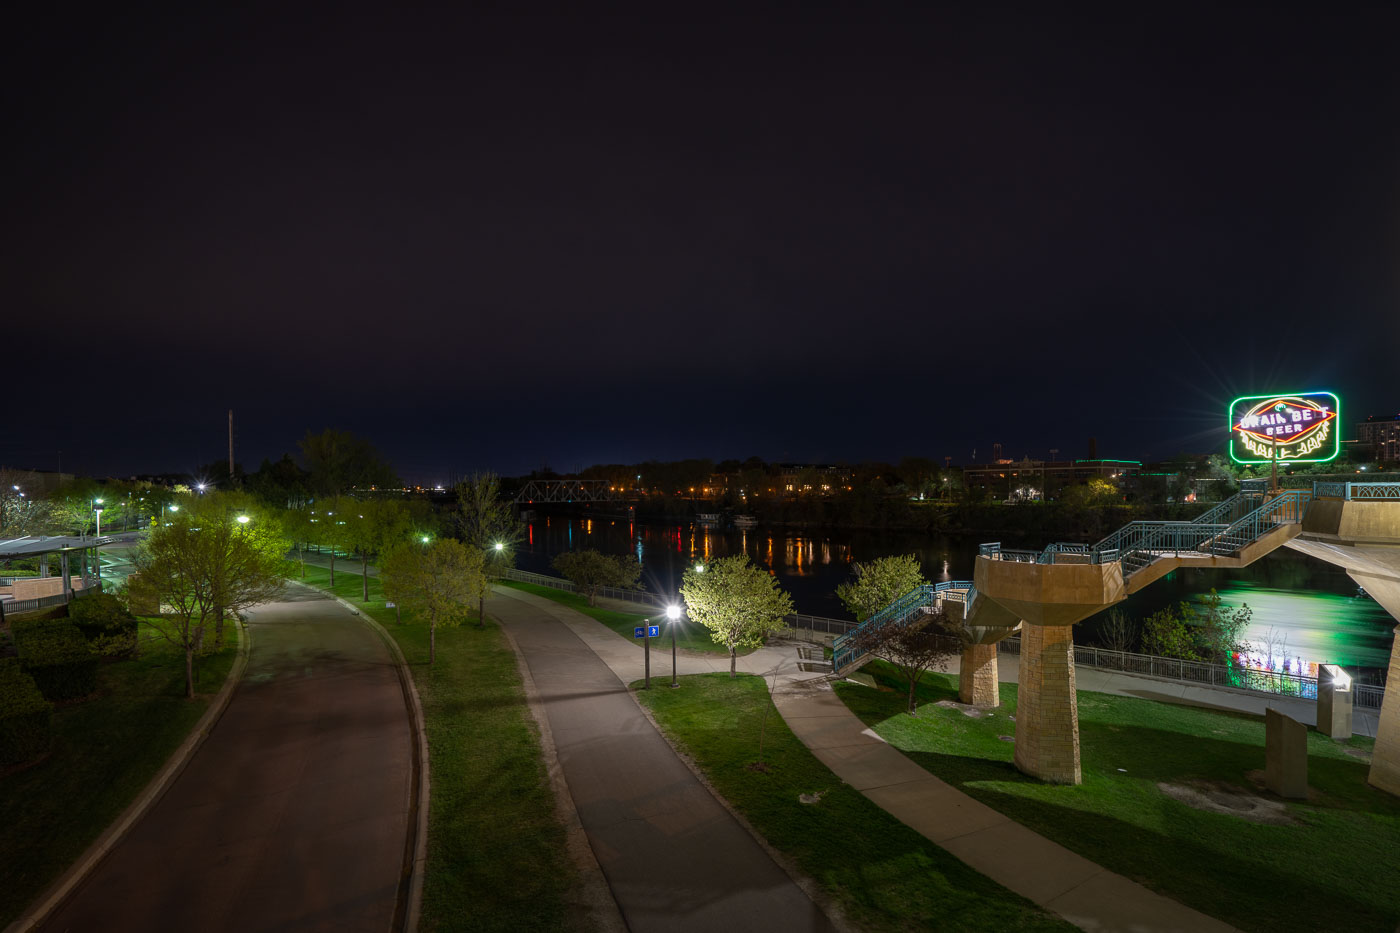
[
  {"left": 40, "top": 586, "right": 414, "bottom": 933},
  {"left": 491, "top": 587, "right": 836, "bottom": 933}
]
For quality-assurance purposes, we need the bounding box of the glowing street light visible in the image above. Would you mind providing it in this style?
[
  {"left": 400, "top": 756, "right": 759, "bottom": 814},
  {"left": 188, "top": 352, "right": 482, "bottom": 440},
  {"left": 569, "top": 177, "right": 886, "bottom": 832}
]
[
  {"left": 667, "top": 604, "right": 682, "bottom": 687},
  {"left": 237, "top": 515, "right": 250, "bottom": 524},
  {"left": 493, "top": 542, "right": 504, "bottom": 552},
  {"left": 197, "top": 483, "right": 207, "bottom": 493}
]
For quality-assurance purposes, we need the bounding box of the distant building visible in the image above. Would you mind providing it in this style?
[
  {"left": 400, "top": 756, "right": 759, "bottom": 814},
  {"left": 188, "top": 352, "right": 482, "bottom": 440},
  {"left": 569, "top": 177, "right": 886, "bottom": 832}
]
[
  {"left": 1357, "top": 413, "right": 1400, "bottom": 461},
  {"left": 962, "top": 459, "right": 1140, "bottom": 500}
]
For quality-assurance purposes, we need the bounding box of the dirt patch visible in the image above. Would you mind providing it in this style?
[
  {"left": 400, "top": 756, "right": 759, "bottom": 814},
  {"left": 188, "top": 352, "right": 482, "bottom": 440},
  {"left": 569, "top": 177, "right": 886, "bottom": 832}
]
[
  {"left": 997, "top": 735, "right": 1015, "bottom": 743},
  {"left": 1343, "top": 747, "right": 1373, "bottom": 762},
  {"left": 799, "top": 791, "right": 825, "bottom": 805},
  {"left": 934, "top": 699, "right": 990, "bottom": 719},
  {"left": 1157, "top": 780, "right": 1298, "bottom": 825}
]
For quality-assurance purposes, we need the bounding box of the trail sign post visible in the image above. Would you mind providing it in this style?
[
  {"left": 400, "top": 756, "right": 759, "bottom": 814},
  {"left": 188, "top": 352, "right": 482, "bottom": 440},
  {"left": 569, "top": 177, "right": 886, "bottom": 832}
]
[{"left": 635, "top": 622, "right": 660, "bottom": 688}]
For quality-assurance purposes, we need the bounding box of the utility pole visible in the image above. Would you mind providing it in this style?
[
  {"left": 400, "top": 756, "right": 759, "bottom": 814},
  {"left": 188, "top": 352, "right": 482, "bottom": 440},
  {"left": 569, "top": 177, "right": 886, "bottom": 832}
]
[{"left": 228, "top": 409, "right": 235, "bottom": 487}]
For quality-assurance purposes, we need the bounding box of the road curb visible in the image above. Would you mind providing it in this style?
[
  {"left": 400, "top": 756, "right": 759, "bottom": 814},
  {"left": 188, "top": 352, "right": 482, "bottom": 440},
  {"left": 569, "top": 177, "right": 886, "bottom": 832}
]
[
  {"left": 7, "top": 618, "right": 251, "bottom": 933},
  {"left": 300, "top": 583, "right": 429, "bottom": 933}
]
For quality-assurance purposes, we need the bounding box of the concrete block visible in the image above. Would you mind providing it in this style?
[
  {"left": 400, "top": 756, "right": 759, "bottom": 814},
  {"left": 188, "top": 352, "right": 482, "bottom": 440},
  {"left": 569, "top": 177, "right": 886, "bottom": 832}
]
[
  {"left": 1264, "top": 707, "right": 1308, "bottom": 799},
  {"left": 1369, "top": 631, "right": 1400, "bottom": 796},
  {"left": 1316, "top": 664, "right": 1353, "bottom": 740}
]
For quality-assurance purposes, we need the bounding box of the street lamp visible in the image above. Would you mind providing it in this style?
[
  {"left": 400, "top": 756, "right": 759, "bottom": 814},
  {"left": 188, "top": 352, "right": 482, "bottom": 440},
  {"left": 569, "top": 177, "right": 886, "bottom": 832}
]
[
  {"left": 667, "top": 604, "right": 682, "bottom": 687},
  {"left": 93, "top": 498, "right": 104, "bottom": 537},
  {"left": 237, "top": 515, "right": 250, "bottom": 525},
  {"left": 494, "top": 542, "right": 504, "bottom": 552}
]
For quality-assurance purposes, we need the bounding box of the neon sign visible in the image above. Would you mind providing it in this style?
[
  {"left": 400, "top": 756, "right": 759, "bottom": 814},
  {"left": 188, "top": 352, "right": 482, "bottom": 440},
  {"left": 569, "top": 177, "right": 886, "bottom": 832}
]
[{"left": 1228, "top": 391, "right": 1340, "bottom": 464}]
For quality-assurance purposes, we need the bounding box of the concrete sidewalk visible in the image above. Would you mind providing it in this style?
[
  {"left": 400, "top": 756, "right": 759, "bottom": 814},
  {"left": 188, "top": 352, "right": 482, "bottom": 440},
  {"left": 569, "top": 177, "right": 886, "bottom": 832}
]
[
  {"left": 489, "top": 586, "right": 836, "bottom": 933},
  {"left": 516, "top": 585, "right": 1237, "bottom": 933}
]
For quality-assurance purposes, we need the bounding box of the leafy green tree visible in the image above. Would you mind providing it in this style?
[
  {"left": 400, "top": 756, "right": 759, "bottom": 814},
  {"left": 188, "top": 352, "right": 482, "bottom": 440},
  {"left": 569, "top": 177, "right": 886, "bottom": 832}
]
[
  {"left": 136, "top": 496, "right": 287, "bottom": 697},
  {"left": 680, "top": 555, "right": 793, "bottom": 677},
  {"left": 281, "top": 508, "right": 315, "bottom": 578},
  {"left": 1141, "top": 603, "right": 1199, "bottom": 660},
  {"left": 299, "top": 429, "right": 399, "bottom": 497},
  {"left": 344, "top": 500, "right": 412, "bottom": 601},
  {"left": 836, "top": 554, "right": 927, "bottom": 621},
  {"left": 456, "top": 473, "right": 523, "bottom": 624},
  {"left": 553, "top": 550, "right": 642, "bottom": 607},
  {"left": 310, "top": 496, "right": 354, "bottom": 586},
  {"left": 379, "top": 540, "right": 482, "bottom": 663},
  {"left": 1193, "top": 589, "right": 1252, "bottom": 663}
]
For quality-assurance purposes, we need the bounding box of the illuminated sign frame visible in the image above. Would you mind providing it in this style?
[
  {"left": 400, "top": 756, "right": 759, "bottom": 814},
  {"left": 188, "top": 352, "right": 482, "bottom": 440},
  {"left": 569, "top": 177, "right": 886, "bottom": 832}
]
[{"left": 1228, "top": 391, "right": 1340, "bottom": 464}]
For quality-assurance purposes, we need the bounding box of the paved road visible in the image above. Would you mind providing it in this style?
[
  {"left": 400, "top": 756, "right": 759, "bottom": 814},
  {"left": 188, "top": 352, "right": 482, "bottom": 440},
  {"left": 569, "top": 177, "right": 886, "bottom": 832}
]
[
  {"left": 490, "top": 587, "right": 835, "bottom": 933},
  {"left": 40, "top": 587, "right": 413, "bottom": 933}
]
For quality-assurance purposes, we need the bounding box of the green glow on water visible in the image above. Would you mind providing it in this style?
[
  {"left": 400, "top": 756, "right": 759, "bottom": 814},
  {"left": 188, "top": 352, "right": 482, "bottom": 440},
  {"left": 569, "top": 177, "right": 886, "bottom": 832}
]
[{"left": 1193, "top": 582, "right": 1392, "bottom": 669}]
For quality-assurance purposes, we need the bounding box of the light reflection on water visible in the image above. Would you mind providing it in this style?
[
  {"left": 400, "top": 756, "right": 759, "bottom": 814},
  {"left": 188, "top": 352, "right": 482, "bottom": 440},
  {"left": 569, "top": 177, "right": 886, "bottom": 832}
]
[{"left": 519, "top": 516, "right": 1395, "bottom": 671}]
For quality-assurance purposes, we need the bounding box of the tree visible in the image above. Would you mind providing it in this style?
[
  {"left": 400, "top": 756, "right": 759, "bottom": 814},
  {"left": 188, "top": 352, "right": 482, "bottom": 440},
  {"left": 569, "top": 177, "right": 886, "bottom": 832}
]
[
  {"left": 136, "top": 496, "right": 287, "bottom": 697},
  {"left": 299, "top": 429, "right": 399, "bottom": 497},
  {"left": 1141, "top": 603, "right": 1198, "bottom": 660},
  {"left": 836, "top": 554, "right": 927, "bottom": 622},
  {"left": 1193, "top": 589, "right": 1252, "bottom": 663},
  {"left": 344, "top": 500, "right": 412, "bottom": 601},
  {"left": 455, "top": 473, "right": 524, "bottom": 626},
  {"left": 857, "top": 614, "right": 958, "bottom": 715},
  {"left": 379, "top": 540, "right": 482, "bottom": 663},
  {"left": 680, "top": 555, "right": 793, "bottom": 677},
  {"left": 310, "top": 496, "right": 354, "bottom": 586},
  {"left": 281, "top": 507, "right": 315, "bottom": 579},
  {"left": 553, "top": 550, "right": 642, "bottom": 607}
]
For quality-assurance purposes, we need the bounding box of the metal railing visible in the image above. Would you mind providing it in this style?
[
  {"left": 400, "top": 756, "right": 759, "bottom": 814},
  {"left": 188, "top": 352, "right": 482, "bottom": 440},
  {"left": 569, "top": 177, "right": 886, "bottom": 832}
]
[
  {"left": 498, "top": 568, "right": 667, "bottom": 607},
  {"left": 787, "top": 613, "right": 857, "bottom": 636},
  {"left": 997, "top": 636, "right": 1384, "bottom": 709},
  {"left": 1313, "top": 481, "right": 1400, "bottom": 500},
  {"left": 831, "top": 581, "right": 973, "bottom": 672},
  {"left": 0, "top": 580, "right": 103, "bottom": 619},
  {"left": 978, "top": 490, "right": 1315, "bottom": 579}
]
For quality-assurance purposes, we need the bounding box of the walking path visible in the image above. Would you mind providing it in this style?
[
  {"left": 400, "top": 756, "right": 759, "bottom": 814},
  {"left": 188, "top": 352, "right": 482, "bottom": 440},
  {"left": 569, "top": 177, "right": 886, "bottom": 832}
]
[
  {"left": 525, "top": 587, "right": 1237, "bottom": 933},
  {"left": 37, "top": 586, "right": 414, "bottom": 933},
  {"left": 489, "top": 586, "right": 836, "bottom": 933}
]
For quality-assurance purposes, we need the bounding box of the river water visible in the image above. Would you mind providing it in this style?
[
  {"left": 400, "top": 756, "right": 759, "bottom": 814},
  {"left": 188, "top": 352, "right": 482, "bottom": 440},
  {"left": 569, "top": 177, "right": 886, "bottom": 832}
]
[{"left": 517, "top": 515, "right": 1396, "bottom": 673}]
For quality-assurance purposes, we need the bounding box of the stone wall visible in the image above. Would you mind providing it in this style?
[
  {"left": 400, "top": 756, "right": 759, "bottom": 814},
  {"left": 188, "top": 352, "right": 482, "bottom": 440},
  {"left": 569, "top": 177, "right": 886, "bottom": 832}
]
[{"left": 1013, "top": 623, "right": 1081, "bottom": 784}]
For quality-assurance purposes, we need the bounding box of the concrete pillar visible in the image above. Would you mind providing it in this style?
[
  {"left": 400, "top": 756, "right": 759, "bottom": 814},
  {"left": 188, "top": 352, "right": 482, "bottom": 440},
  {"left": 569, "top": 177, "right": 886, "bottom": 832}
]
[
  {"left": 60, "top": 552, "right": 71, "bottom": 599},
  {"left": 1316, "top": 665, "right": 1353, "bottom": 740},
  {"left": 1370, "top": 627, "right": 1400, "bottom": 796},
  {"left": 1265, "top": 708, "right": 1308, "bottom": 798},
  {"left": 1014, "top": 624, "right": 1081, "bottom": 784},
  {"left": 959, "top": 643, "right": 1000, "bottom": 708},
  {"left": 39, "top": 555, "right": 48, "bottom": 578}
]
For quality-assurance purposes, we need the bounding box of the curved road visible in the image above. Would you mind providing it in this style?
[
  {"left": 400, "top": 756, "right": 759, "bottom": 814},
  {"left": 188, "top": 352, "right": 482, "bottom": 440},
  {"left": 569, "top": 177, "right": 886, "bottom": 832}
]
[{"left": 40, "top": 587, "right": 414, "bottom": 933}]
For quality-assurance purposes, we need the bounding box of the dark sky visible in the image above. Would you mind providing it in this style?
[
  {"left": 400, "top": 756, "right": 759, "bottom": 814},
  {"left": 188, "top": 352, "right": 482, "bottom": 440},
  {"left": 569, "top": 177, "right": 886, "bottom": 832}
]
[{"left": 6, "top": 7, "right": 1400, "bottom": 483}]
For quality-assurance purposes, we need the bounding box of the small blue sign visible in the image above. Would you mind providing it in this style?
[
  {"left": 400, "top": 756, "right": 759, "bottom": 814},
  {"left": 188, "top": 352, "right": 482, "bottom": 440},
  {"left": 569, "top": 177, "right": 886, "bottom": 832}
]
[
  {"left": 648, "top": 625, "right": 660, "bottom": 638},
  {"left": 634, "top": 627, "right": 645, "bottom": 638}
]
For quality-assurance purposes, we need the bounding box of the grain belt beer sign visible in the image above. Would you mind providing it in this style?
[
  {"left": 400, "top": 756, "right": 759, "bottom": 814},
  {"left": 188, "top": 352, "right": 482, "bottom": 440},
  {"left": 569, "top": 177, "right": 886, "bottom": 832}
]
[{"left": 1229, "top": 391, "right": 1340, "bottom": 464}]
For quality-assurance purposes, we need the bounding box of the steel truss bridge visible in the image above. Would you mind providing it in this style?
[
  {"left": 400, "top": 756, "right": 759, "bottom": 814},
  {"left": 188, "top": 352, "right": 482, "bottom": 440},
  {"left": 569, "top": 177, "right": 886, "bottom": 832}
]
[{"left": 514, "top": 480, "right": 626, "bottom": 504}]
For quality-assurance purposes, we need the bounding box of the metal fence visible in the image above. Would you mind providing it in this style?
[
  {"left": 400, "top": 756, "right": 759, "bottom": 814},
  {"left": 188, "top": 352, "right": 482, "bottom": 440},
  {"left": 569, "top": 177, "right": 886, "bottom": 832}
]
[
  {"left": 997, "top": 636, "right": 1385, "bottom": 709},
  {"left": 0, "top": 579, "right": 103, "bottom": 620},
  {"left": 1312, "top": 481, "right": 1400, "bottom": 501},
  {"left": 499, "top": 568, "right": 860, "bottom": 635}
]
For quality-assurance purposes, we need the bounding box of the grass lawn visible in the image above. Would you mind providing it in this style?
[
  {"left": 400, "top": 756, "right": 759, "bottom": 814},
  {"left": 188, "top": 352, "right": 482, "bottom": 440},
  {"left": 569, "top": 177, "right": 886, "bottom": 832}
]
[
  {"left": 635, "top": 672, "right": 1073, "bottom": 932},
  {"left": 0, "top": 623, "right": 236, "bottom": 926},
  {"left": 837, "top": 665, "right": 1400, "bottom": 933},
  {"left": 295, "top": 564, "right": 587, "bottom": 933},
  {"left": 498, "top": 580, "right": 744, "bottom": 656}
]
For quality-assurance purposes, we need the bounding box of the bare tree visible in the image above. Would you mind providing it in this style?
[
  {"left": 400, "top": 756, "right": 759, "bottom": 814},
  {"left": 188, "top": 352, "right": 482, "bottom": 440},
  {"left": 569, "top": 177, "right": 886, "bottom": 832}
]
[
  {"left": 856, "top": 611, "right": 959, "bottom": 715},
  {"left": 1100, "top": 609, "right": 1138, "bottom": 654}
]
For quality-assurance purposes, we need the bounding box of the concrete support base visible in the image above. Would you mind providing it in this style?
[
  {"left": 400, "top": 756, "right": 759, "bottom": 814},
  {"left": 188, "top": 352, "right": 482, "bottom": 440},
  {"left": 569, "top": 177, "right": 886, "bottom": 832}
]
[
  {"left": 1370, "top": 630, "right": 1400, "bottom": 796},
  {"left": 1014, "top": 624, "right": 1081, "bottom": 784},
  {"left": 959, "top": 643, "right": 1000, "bottom": 708}
]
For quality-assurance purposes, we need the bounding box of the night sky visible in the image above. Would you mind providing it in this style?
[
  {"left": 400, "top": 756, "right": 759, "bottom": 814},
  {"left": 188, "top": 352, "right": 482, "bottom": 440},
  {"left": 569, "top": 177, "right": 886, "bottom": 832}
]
[{"left": 6, "top": 7, "right": 1399, "bottom": 483}]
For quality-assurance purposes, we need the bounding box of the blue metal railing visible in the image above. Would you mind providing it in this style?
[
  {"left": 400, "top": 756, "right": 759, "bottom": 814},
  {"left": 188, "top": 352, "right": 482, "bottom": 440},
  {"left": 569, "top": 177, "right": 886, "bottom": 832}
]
[
  {"left": 978, "top": 489, "right": 1319, "bottom": 580},
  {"left": 831, "top": 580, "right": 972, "bottom": 672},
  {"left": 1313, "top": 481, "right": 1400, "bottom": 500}
]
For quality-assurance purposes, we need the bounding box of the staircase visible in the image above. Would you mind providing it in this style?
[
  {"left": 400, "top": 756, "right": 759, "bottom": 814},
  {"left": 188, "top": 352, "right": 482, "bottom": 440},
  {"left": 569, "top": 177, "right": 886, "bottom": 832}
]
[{"left": 830, "top": 581, "right": 971, "bottom": 675}]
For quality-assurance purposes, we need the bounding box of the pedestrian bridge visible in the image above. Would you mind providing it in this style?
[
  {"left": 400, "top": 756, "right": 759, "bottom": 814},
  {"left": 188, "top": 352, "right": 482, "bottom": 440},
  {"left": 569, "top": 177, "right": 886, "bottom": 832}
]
[{"left": 833, "top": 480, "right": 1400, "bottom": 795}]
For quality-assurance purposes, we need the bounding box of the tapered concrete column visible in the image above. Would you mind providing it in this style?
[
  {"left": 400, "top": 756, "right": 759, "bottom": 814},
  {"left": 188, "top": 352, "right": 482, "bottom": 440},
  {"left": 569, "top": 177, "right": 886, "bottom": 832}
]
[
  {"left": 959, "top": 643, "right": 1000, "bottom": 708},
  {"left": 1014, "top": 624, "right": 1081, "bottom": 784},
  {"left": 1371, "top": 627, "right": 1400, "bottom": 796}
]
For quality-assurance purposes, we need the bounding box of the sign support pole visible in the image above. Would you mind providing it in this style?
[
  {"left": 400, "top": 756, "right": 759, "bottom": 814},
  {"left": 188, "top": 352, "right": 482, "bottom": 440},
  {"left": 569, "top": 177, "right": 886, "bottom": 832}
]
[{"left": 644, "top": 623, "right": 651, "bottom": 689}]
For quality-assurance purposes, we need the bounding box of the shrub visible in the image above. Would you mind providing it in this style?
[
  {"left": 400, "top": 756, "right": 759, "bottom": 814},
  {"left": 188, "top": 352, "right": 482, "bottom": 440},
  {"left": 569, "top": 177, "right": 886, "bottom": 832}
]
[
  {"left": 0, "top": 658, "right": 53, "bottom": 764},
  {"left": 16, "top": 623, "right": 99, "bottom": 701},
  {"left": 67, "top": 593, "right": 138, "bottom": 657}
]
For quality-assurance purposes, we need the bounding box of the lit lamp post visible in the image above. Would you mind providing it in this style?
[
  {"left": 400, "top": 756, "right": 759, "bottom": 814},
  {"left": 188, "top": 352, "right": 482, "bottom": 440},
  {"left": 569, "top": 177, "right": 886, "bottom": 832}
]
[
  {"left": 164, "top": 502, "right": 179, "bottom": 525},
  {"left": 667, "top": 604, "right": 682, "bottom": 687},
  {"left": 93, "top": 498, "right": 104, "bottom": 537}
]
